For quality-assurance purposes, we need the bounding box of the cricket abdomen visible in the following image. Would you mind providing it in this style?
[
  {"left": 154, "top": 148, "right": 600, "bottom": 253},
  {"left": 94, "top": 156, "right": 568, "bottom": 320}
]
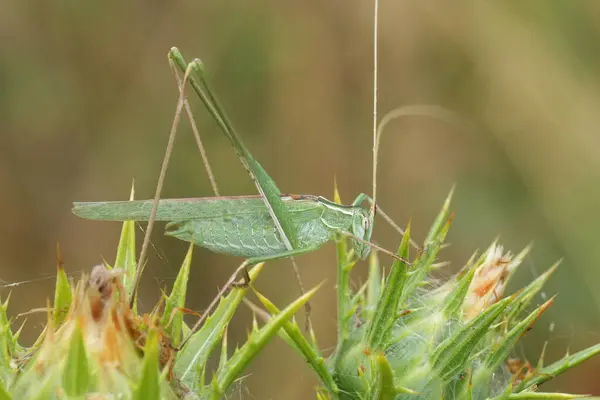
[{"left": 166, "top": 212, "right": 332, "bottom": 258}]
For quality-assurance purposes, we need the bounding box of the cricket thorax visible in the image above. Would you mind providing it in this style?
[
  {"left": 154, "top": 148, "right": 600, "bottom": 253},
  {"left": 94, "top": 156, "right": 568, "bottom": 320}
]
[
  {"left": 351, "top": 207, "right": 373, "bottom": 259},
  {"left": 319, "top": 203, "right": 372, "bottom": 259}
]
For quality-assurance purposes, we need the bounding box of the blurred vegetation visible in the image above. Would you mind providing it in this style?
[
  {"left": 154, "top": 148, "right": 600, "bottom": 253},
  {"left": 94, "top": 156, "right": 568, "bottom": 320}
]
[{"left": 1, "top": 1, "right": 600, "bottom": 398}]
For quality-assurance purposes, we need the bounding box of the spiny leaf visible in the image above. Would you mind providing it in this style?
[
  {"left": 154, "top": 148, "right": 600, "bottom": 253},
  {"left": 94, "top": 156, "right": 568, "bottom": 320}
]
[
  {"left": 251, "top": 310, "right": 259, "bottom": 332},
  {"left": 218, "top": 325, "right": 228, "bottom": 372},
  {"left": 0, "top": 294, "right": 19, "bottom": 367},
  {"left": 425, "top": 186, "right": 454, "bottom": 246},
  {"left": 0, "top": 295, "right": 10, "bottom": 328},
  {"left": 443, "top": 369, "right": 472, "bottom": 399},
  {"left": 114, "top": 183, "right": 138, "bottom": 300},
  {"left": 211, "top": 283, "right": 320, "bottom": 399},
  {"left": 317, "top": 389, "right": 331, "bottom": 400},
  {"left": 504, "top": 262, "right": 558, "bottom": 325},
  {"left": 333, "top": 176, "right": 342, "bottom": 205},
  {"left": 173, "top": 263, "right": 264, "bottom": 388},
  {"left": 491, "top": 384, "right": 513, "bottom": 400},
  {"left": 401, "top": 216, "right": 451, "bottom": 304},
  {"left": 196, "top": 361, "right": 206, "bottom": 392},
  {"left": 506, "top": 393, "right": 589, "bottom": 399},
  {"left": 332, "top": 183, "right": 357, "bottom": 345},
  {"left": 11, "top": 319, "right": 25, "bottom": 347},
  {"left": 442, "top": 259, "right": 477, "bottom": 317},
  {"left": 365, "top": 223, "right": 410, "bottom": 350},
  {"left": 0, "top": 325, "right": 12, "bottom": 394},
  {"left": 133, "top": 328, "right": 160, "bottom": 400},
  {"left": 508, "top": 244, "right": 533, "bottom": 274},
  {"left": 366, "top": 251, "right": 381, "bottom": 320},
  {"left": 367, "top": 355, "right": 397, "bottom": 400},
  {"left": 62, "top": 322, "right": 91, "bottom": 396},
  {"left": 253, "top": 288, "right": 337, "bottom": 395},
  {"left": 335, "top": 224, "right": 352, "bottom": 362},
  {"left": 28, "top": 368, "right": 60, "bottom": 400},
  {"left": 53, "top": 243, "right": 72, "bottom": 326},
  {"left": 517, "top": 343, "right": 600, "bottom": 392},
  {"left": 347, "top": 281, "right": 368, "bottom": 329},
  {"left": 0, "top": 379, "right": 10, "bottom": 400},
  {"left": 485, "top": 297, "right": 553, "bottom": 371},
  {"left": 432, "top": 296, "right": 512, "bottom": 380},
  {"left": 160, "top": 242, "right": 193, "bottom": 346}
]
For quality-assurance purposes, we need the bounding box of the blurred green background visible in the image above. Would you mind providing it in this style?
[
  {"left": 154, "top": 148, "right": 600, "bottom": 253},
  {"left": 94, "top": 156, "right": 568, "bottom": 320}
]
[{"left": 1, "top": 1, "right": 600, "bottom": 398}]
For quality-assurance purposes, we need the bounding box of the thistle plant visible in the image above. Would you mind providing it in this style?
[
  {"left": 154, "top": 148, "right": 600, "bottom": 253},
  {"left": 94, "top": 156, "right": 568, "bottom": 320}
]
[
  {"left": 260, "top": 189, "right": 600, "bottom": 399},
  {"left": 0, "top": 191, "right": 599, "bottom": 399},
  {"left": 0, "top": 196, "right": 316, "bottom": 400}
]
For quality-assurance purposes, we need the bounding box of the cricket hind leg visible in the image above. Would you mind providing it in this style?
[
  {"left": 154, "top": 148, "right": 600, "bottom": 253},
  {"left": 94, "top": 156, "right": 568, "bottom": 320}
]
[
  {"left": 289, "top": 256, "right": 313, "bottom": 331},
  {"left": 168, "top": 56, "right": 220, "bottom": 197},
  {"left": 130, "top": 52, "right": 223, "bottom": 307},
  {"left": 129, "top": 61, "right": 198, "bottom": 308}
]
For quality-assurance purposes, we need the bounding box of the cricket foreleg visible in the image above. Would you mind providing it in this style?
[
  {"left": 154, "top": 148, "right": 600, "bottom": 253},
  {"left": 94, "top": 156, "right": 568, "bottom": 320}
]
[
  {"left": 351, "top": 193, "right": 421, "bottom": 251},
  {"left": 341, "top": 229, "right": 412, "bottom": 266},
  {"left": 351, "top": 192, "right": 371, "bottom": 207},
  {"left": 129, "top": 62, "right": 196, "bottom": 308}
]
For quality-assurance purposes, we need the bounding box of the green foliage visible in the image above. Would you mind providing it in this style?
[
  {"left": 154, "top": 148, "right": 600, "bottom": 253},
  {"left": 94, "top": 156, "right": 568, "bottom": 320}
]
[{"left": 0, "top": 208, "right": 309, "bottom": 399}]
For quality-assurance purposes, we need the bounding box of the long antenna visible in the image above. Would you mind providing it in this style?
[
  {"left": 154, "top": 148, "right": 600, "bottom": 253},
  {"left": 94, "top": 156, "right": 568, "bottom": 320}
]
[
  {"left": 371, "top": 0, "right": 379, "bottom": 216},
  {"left": 368, "top": 1, "right": 461, "bottom": 252}
]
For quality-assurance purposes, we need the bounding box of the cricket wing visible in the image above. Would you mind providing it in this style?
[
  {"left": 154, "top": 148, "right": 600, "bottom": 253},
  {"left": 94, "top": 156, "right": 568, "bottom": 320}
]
[
  {"left": 73, "top": 199, "right": 192, "bottom": 221},
  {"left": 72, "top": 196, "right": 320, "bottom": 222}
]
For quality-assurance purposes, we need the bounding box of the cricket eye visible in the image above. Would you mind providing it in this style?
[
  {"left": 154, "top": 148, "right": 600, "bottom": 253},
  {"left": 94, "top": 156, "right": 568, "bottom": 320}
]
[{"left": 362, "top": 217, "right": 369, "bottom": 231}]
